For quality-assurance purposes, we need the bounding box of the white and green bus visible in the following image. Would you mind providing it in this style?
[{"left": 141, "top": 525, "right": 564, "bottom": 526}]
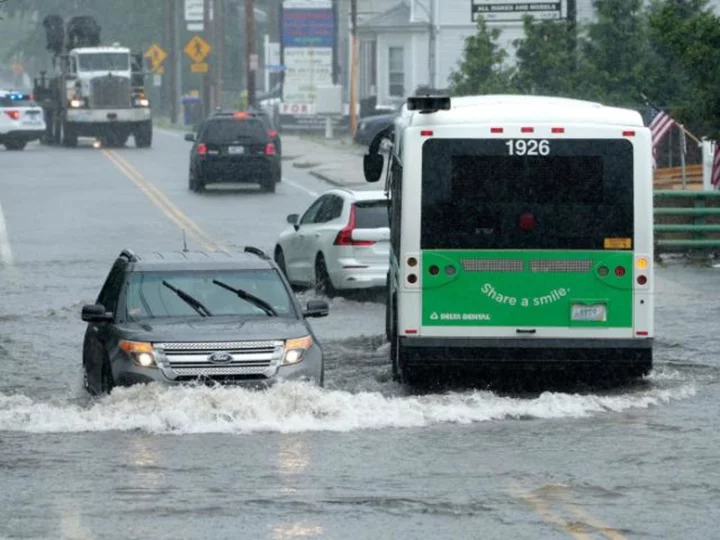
[{"left": 364, "top": 95, "right": 654, "bottom": 384}]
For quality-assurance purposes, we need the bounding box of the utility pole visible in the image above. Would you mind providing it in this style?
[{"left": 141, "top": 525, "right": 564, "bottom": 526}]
[
  {"left": 567, "top": 0, "right": 577, "bottom": 66},
  {"left": 349, "top": 0, "right": 358, "bottom": 136},
  {"left": 165, "top": 0, "right": 177, "bottom": 123},
  {"left": 245, "top": 0, "right": 256, "bottom": 107},
  {"left": 214, "top": 0, "right": 224, "bottom": 108},
  {"left": 203, "top": 0, "right": 212, "bottom": 116},
  {"left": 429, "top": 0, "right": 436, "bottom": 90}
]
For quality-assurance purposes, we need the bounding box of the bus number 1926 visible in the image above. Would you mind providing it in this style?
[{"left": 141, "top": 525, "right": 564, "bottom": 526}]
[{"left": 505, "top": 139, "right": 550, "bottom": 156}]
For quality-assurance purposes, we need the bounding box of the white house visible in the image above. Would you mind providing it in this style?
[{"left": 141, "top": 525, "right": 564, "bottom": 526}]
[{"left": 357, "top": 0, "right": 606, "bottom": 106}]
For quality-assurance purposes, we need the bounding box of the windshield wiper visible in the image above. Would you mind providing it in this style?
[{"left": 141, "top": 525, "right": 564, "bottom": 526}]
[
  {"left": 212, "top": 279, "right": 277, "bottom": 317},
  {"left": 162, "top": 280, "right": 212, "bottom": 317}
]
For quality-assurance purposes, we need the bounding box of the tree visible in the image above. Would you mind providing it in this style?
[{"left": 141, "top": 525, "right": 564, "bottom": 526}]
[
  {"left": 512, "top": 15, "right": 579, "bottom": 97},
  {"left": 3, "top": 1, "right": 164, "bottom": 68},
  {"left": 648, "top": 0, "right": 720, "bottom": 136},
  {"left": 579, "top": 0, "right": 651, "bottom": 106},
  {"left": 448, "top": 17, "right": 515, "bottom": 96}
]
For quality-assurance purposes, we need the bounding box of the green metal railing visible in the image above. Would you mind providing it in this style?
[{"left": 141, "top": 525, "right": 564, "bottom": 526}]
[{"left": 654, "top": 190, "right": 720, "bottom": 253}]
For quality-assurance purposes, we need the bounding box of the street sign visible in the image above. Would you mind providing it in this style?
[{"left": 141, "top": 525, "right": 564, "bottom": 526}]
[
  {"left": 184, "top": 36, "right": 211, "bottom": 63},
  {"left": 144, "top": 43, "right": 168, "bottom": 73},
  {"left": 191, "top": 62, "right": 209, "bottom": 73},
  {"left": 185, "top": 0, "right": 213, "bottom": 22},
  {"left": 266, "top": 64, "right": 287, "bottom": 73}
]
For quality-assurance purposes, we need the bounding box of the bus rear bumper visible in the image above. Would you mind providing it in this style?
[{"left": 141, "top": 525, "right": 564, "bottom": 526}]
[{"left": 399, "top": 337, "right": 653, "bottom": 366}]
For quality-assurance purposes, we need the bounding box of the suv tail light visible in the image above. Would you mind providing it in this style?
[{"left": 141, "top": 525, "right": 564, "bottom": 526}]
[
  {"left": 265, "top": 142, "right": 276, "bottom": 155},
  {"left": 197, "top": 143, "right": 208, "bottom": 157},
  {"left": 334, "top": 204, "right": 375, "bottom": 246},
  {"left": 268, "top": 130, "right": 278, "bottom": 138},
  {"left": 4, "top": 110, "right": 20, "bottom": 120}
]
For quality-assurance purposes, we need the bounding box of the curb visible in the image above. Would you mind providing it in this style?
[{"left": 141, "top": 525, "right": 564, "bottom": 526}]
[
  {"left": 309, "top": 170, "right": 343, "bottom": 186},
  {"left": 309, "top": 170, "right": 369, "bottom": 189}
]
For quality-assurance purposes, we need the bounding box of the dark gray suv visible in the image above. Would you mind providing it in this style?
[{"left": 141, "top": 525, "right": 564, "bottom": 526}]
[{"left": 81, "top": 247, "right": 329, "bottom": 395}]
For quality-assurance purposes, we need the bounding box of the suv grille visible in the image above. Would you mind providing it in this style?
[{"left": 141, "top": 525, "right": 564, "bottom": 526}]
[
  {"left": 158, "top": 340, "right": 283, "bottom": 379},
  {"left": 90, "top": 75, "right": 131, "bottom": 108}
]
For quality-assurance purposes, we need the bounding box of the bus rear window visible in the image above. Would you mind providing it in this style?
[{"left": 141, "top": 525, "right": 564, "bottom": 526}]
[{"left": 421, "top": 139, "right": 634, "bottom": 250}]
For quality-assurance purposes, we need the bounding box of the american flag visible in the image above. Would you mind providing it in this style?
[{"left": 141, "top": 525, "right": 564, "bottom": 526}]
[
  {"left": 712, "top": 143, "right": 720, "bottom": 189},
  {"left": 648, "top": 106, "right": 677, "bottom": 163}
]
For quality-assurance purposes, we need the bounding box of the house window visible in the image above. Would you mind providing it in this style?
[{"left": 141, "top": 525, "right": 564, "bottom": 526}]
[{"left": 388, "top": 46, "right": 404, "bottom": 97}]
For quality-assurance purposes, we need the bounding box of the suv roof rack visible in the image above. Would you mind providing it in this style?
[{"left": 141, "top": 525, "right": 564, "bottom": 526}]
[
  {"left": 244, "top": 246, "right": 269, "bottom": 259},
  {"left": 119, "top": 249, "right": 138, "bottom": 262}
]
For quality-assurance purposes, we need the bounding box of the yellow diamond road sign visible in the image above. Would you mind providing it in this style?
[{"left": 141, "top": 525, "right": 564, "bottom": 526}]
[
  {"left": 185, "top": 36, "right": 211, "bottom": 63},
  {"left": 144, "top": 43, "right": 167, "bottom": 72}
]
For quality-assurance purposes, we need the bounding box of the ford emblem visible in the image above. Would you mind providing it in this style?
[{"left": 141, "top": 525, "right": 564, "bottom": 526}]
[{"left": 208, "top": 351, "right": 233, "bottom": 363}]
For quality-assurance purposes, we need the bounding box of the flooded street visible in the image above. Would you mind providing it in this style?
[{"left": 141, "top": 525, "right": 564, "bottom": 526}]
[{"left": 1, "top": 133, "right": 719, "bottom": 539}]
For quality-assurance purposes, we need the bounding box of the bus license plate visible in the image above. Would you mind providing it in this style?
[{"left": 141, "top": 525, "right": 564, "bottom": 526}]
[
  {"left": 571, "top": 304, "right": 607, "bottom": 322},
  {"left": 228, "top": 146, "right": 244, "bottom": 155}
]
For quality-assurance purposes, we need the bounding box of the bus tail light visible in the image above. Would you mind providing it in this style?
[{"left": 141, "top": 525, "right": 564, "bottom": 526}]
[
  {"left": 634, "top": 255, "right": 651, "bottom": 287},
  {"left": 551, "top": 127, "right": 565, "bottom": 133},
  {"left": 420, "top": 130, "right": 433, "bottom": 137},
  {"left": 521, "top": 127, "right": 534, "bottom": 133},
  {"left": 334, "top": 204, "right": 375, "bottom": 246},
  {"left": 404, "top": 253, "right": 421, "bottom": 289},
  {"left": 615, "top": 266, "right": 626, "bottom": 277},
  {"left": 490, "top": 127, "right": 504, "bottom": 133},
  {"left": 622, "top": 130, "right": 636, "bottom": 137}
]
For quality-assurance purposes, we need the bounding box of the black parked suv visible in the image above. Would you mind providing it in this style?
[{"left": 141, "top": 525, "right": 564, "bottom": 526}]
[
  {"left": 185, "top": 111, "right": 281, "bottom": 193},
  {"left": 81, "top": 247, "right": 329, "bottom": 395}
]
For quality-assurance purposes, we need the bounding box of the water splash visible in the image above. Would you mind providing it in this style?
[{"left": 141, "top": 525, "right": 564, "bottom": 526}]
[{"left": 0, "top": 379, "right": 697, "bottom": 435}]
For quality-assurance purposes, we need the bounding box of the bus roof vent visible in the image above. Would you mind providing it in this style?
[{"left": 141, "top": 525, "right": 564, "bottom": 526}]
[{"left": 407, "top": 95, "right": 451, "bottom": 114}]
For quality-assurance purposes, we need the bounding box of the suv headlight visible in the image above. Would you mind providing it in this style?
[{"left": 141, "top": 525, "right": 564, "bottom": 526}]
[
  {"left": 282, "top": 335, "right": 313, "bottom": 365},
  {"left": 119, "top": 340, "right": 157, "bottom": 367}
]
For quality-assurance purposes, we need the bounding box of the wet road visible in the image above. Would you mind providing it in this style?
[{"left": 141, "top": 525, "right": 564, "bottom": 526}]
[{"left": 1, "top": 132, "right": 719, "bottom": 540}]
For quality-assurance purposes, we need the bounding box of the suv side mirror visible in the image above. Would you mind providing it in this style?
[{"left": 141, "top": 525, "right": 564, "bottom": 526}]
[
  {"left": 303, "top": 299, "right": 329, "bottom": 318},
  {"left": 184, "top": 133, "right": 195, "bottom": 142},
  {"left": 81, "top": 304, "right": 113, "bottom": 323}
]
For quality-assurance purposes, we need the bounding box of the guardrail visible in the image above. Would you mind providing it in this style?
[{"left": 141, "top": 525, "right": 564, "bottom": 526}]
[{"left": 654, "top": 190, "right": 720, "bottom": 255}]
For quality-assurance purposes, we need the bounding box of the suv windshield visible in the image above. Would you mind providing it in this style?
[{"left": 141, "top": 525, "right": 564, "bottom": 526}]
[
  {"left": 201, "top": 118, "right": 267, "bottom": 143},
  {"left": 77, "top": 53, "right": 130, "bottom": 71},
  {"left": 124, "top": 269, "right": 295, "bottom": 320}
]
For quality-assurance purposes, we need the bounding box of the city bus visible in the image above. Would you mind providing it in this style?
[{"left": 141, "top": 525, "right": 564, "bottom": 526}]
[{"left": 364, "top": 94, "right": 654, "bottom": 384}]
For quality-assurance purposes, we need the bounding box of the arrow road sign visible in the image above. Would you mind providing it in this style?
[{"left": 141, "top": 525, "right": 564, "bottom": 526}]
[{"left": 144, "top": 43, "right": 167, "bottom": 73}]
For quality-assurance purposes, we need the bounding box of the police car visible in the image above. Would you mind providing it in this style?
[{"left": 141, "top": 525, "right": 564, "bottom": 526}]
[{"left": 0, "top": 90, "right": 46, "bottom": 151}]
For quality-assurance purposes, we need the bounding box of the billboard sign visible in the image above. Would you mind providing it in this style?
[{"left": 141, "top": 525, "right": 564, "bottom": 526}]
[
  {"left": 471, "top": 1, "right": 565, "bottom": 22},
  {"left": 281, "top": 0, "right": 336, "bottom": 125}
]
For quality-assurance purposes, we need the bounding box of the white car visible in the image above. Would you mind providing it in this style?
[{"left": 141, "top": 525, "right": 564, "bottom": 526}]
[
  {"left": 274, "top": 188, "right": 390, "bottom": 295},
  {"left": 0, "top": 90, "right": 46, "bottom": 150}
]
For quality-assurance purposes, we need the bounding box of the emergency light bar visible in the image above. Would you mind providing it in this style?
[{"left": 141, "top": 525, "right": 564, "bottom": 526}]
[{"left": 407, "top": 95, "right": 451, "bottom": 114}]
